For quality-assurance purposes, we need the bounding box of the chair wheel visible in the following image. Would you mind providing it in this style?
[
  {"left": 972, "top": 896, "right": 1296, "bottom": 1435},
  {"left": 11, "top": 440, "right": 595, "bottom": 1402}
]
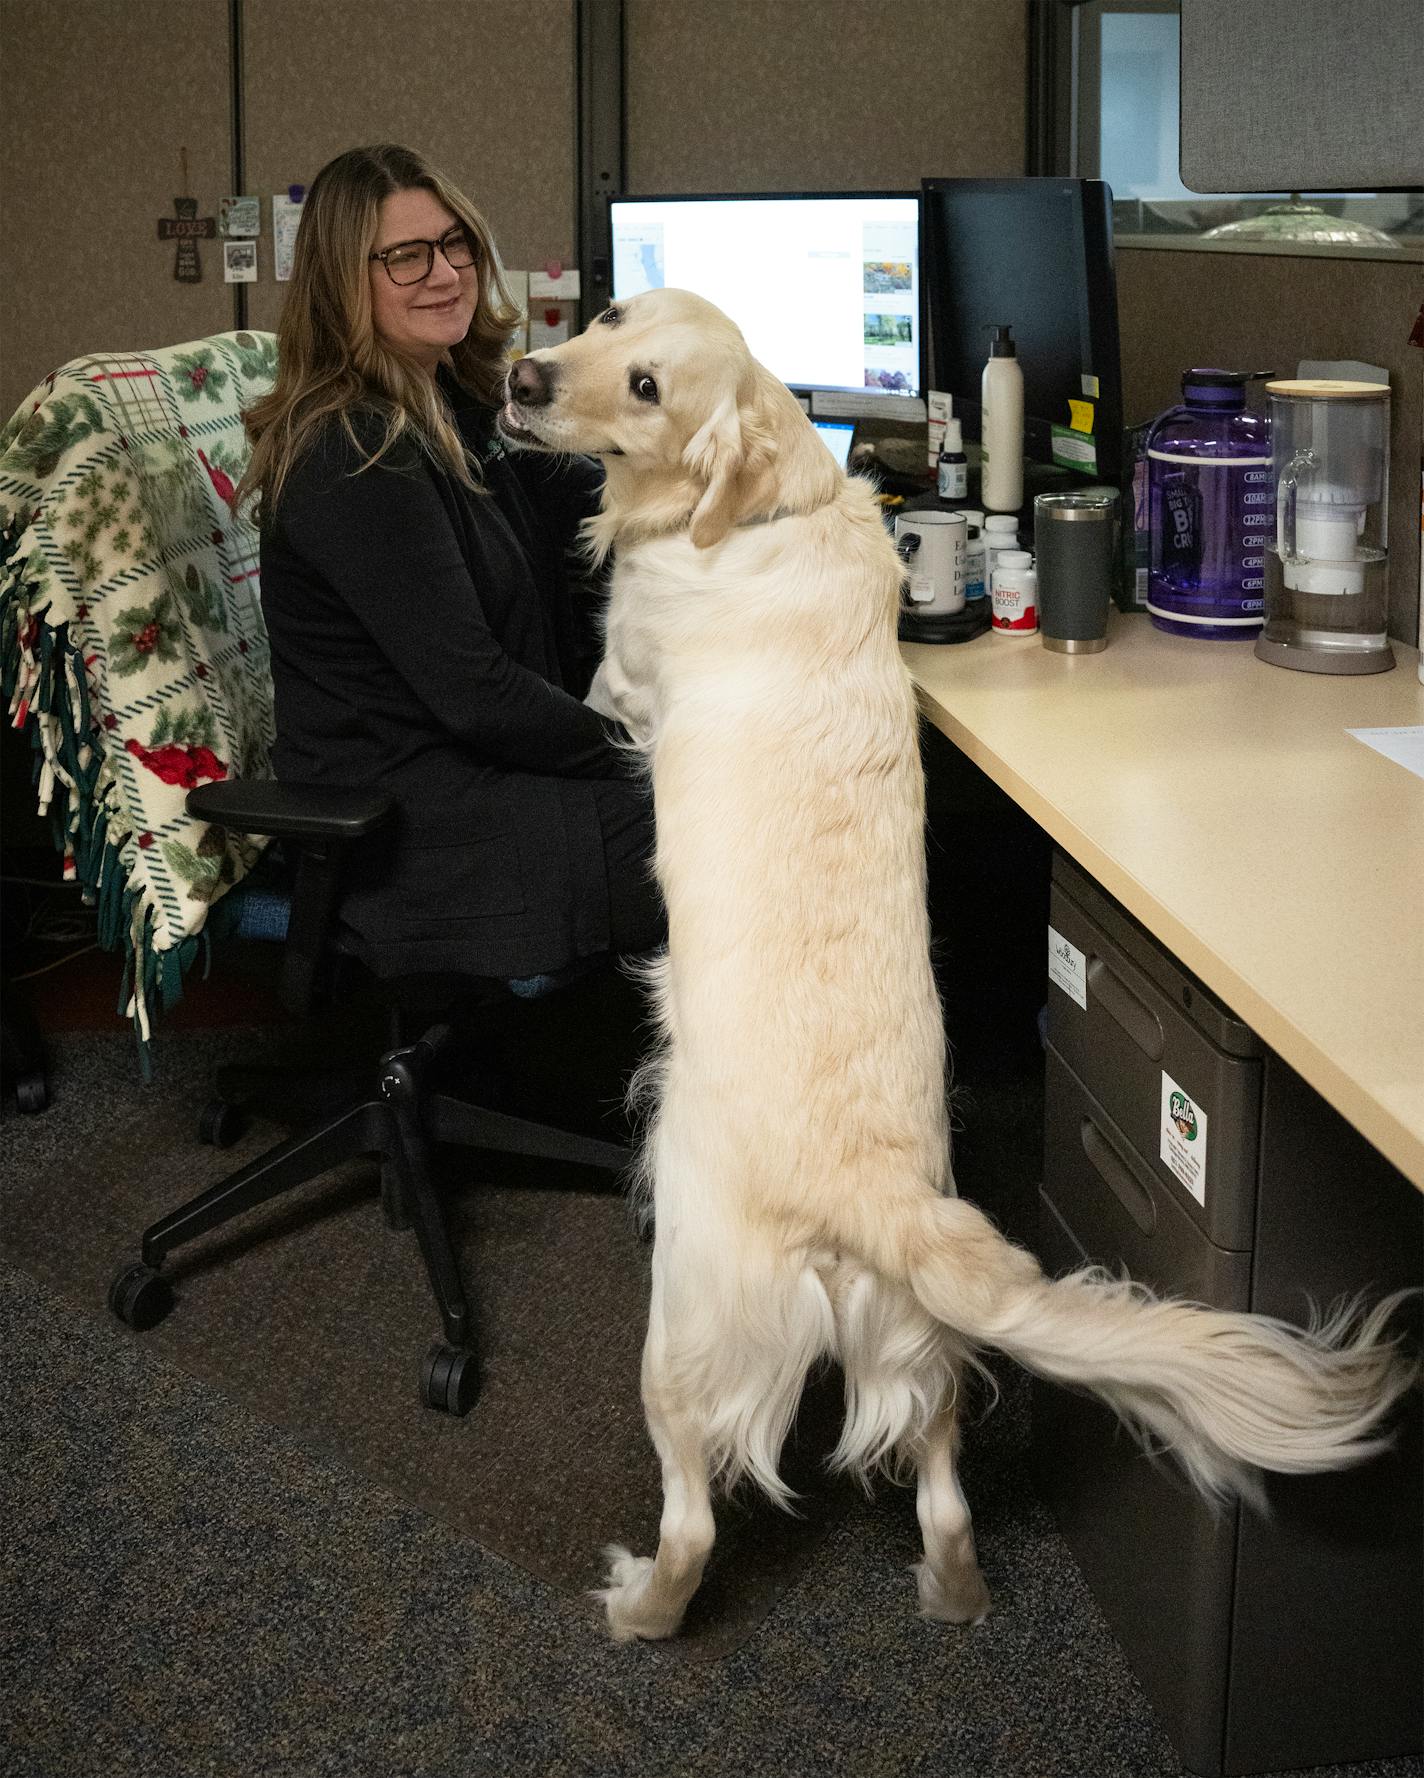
[
  {"left": 108, "top": 1262, "right": 174, "bottom": 1331},
  {"left": 198, "top": 1097, "right": 247, "bottom": 1148},
  {"left": 421, "top": 1341, "right": 479, "bottom": 1416},
  {"left": 15, "top": 1071, "right": 48, "bottom": 1114}
]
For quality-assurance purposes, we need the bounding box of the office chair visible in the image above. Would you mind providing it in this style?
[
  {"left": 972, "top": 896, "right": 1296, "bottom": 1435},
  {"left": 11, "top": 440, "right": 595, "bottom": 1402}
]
[
  {"left": 107, "top": 774, "right": 631, "bottom": 1417},
  {"left": 0, "top": 332, "right": 631, "bottom": 1416}
]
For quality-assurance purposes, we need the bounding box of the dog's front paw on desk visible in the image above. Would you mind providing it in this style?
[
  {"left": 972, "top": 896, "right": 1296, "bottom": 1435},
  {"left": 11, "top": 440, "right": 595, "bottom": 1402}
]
[{"left": 595, "top": 1543, "right": 686, "bottom": 1643}]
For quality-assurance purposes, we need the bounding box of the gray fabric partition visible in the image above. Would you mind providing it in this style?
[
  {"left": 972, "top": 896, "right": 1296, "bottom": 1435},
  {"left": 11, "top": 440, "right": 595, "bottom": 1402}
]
[{"left": 1179, "top": 0, "right": 1424, "bottom": 192}]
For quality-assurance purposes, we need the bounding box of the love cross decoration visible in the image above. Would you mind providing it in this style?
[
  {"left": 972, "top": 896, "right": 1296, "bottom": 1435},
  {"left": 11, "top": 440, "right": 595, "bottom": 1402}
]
[{"left": 156, "top": 148, "right": 215, "bottom": 283}]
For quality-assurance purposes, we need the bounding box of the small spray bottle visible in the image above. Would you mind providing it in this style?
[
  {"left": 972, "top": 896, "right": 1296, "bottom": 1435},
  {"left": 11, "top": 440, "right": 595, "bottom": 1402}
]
[{"left": 937, "top": 416, "right": 968, "bottom": 501}]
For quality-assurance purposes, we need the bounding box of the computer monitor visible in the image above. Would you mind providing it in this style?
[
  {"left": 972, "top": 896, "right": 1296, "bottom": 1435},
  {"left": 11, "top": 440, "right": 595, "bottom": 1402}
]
[
  {"left": 608, "top": 193, "right": 922, "bottom": 402},
  {"left": 920, "top": 178, "right": 1122, "bottom": 483},
  {"left": 812, "top": 420, "right": 857, "bottom": 468}
]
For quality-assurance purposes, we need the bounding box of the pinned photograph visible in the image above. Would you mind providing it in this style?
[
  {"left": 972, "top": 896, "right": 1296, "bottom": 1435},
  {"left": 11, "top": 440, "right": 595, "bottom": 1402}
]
[
  {"left": 223, "top": 239, "right": 258, "bottom": 283},
  {"left": 220, "top": 196, "right": 260, "bottom": 237}
]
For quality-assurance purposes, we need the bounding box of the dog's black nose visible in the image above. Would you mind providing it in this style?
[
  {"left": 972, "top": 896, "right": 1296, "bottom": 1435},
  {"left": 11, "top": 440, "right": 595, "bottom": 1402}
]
[{"left": 507, "top": 356, "right": 553, "bottom": 407}]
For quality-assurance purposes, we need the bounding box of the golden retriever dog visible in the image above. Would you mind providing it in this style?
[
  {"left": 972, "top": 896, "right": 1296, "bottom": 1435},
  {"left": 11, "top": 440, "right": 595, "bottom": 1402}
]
[{"left": 499, "top": 288, "right": 1414, "bottom": 1642}]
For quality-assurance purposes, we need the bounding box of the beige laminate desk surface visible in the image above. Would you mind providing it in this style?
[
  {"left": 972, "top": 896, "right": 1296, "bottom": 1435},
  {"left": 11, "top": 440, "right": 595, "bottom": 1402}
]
[{"left": 904, "top": 615, "right": 1424, "bottom": 1190}]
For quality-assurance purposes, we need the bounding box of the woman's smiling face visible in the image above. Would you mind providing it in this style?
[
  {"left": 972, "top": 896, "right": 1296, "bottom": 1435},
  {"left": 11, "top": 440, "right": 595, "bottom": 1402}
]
[{"left": 368, "top": 186, "right": 478, "bottom": 372}]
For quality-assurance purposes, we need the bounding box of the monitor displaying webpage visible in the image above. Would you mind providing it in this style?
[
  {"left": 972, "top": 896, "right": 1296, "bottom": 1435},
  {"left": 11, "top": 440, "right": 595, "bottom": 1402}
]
[{"left": 610, "top": 196, "right": 921, "bottom": 398}]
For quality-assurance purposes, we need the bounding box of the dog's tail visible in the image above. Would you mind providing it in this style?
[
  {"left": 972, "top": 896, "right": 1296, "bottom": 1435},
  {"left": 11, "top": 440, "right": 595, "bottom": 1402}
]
[{"left": 875, "top": 1194, "right": 1417, "bottom": 1502}]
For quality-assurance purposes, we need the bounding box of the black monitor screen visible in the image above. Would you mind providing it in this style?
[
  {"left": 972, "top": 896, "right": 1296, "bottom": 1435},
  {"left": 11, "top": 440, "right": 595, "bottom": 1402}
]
[
  {"left": 609, "top": 193, "right": 922, "bottom": 401},
  {"left": 921, "top": 178, "right": 1122, "bottom": 481}
]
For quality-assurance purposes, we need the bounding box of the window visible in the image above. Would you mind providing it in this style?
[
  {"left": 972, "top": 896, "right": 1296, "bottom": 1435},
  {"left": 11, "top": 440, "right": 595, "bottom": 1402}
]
[{"left": 1072, "top": 1, "right": 1423, "bottom": 257}]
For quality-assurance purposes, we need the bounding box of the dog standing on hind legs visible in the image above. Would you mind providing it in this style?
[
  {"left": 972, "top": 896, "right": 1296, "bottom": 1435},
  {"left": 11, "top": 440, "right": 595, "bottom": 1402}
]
[{"left": 498, "top": 287, "right": 1417, "bottom": 1644}]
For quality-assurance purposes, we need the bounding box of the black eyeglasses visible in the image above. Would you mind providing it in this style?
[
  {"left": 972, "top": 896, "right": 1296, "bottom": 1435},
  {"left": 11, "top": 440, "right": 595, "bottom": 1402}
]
[{"left": 369, "top": 226, "right": 477, "bottom": 286}]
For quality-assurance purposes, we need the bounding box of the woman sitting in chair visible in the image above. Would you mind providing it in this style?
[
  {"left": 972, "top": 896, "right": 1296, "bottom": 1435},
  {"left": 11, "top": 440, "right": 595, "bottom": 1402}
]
[{"left": 235, "top": 143, "right": 662, "bottom": 988}]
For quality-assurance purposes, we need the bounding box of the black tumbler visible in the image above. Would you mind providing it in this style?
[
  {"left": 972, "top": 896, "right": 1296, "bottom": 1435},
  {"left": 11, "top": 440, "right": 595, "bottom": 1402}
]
[{"left": 1034, "top": 490, "right": 1120, "bottom": 654}]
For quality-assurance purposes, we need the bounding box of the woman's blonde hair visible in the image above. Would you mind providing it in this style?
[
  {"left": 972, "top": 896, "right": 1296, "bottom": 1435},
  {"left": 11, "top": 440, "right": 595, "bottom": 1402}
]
[{"left": 235, "top": 143, "right": 522, "bottom": 522}]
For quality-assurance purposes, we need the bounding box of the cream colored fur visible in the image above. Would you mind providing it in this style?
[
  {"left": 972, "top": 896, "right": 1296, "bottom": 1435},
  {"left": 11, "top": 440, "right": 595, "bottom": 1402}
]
[{"left": 499, "top": 288, "right": 1416, "bottom": 1644}]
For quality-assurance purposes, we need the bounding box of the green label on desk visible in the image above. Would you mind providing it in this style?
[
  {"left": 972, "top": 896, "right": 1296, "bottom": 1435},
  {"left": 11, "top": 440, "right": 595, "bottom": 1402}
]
[{"left": 1160, "top": 1071, "right": 1209, "bottom": 1206}]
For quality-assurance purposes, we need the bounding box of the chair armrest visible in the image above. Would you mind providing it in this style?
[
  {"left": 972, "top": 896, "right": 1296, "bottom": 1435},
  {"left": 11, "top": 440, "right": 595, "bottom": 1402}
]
[
  {"left": 186, "top": 778, "right": 395, "bottom": 1017},
  {"left": 186, "top": 778, "right": 396, "bottom": 841}
]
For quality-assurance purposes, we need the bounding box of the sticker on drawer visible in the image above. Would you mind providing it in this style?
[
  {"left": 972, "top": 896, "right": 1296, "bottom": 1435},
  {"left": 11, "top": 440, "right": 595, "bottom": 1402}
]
[
  {"left": 1160, "top": 1072, "right": 1209, "bottom": 1205},
  {"left": 1047, "top": 926, "right": 1087, "bottom": 1009}
]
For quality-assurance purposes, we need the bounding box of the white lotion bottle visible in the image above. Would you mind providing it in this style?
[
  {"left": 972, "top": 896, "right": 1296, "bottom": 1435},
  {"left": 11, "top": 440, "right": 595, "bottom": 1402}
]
[{"left": 981, "top": 323, "right": 1024, "bottom": 513}]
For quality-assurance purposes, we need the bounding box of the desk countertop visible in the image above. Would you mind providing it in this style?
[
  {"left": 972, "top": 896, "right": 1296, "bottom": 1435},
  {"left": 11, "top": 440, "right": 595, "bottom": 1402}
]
[{"left": 904, "top": 615, "right": 1424, "bottom": 1189}]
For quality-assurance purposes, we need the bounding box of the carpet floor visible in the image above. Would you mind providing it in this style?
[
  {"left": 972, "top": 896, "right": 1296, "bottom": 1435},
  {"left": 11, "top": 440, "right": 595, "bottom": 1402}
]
[{"left": 2, "top": 1028, "right": 1419, "bottom": 1778}]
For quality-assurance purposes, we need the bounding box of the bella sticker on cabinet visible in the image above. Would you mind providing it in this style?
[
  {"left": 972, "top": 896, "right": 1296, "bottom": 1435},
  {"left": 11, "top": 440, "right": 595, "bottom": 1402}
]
[{"left": 1160, "top": 1070, "right": 1209, "bottom": 1206}]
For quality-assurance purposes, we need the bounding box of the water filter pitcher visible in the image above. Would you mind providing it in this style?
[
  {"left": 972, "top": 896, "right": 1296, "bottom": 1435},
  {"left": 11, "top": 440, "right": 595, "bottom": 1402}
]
[{"left": 1256, "top": 380, "right": 1394, "bottom": 675}]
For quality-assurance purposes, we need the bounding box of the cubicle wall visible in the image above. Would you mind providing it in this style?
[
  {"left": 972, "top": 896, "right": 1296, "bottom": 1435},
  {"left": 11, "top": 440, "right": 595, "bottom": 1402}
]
[
  {"left": 0, "top": 0, "right": 236, "bottom": 413},
  {"left": 1117, "top": 249, "right": 1423, "bottom": 645},
  {"left": 624, "top": 0, "right": 1027, "bottom": 192},
  {"left": 239, "top": 0, "right": 578, "bottom": 336},
  {"left": 0, "top": 0, "right": 579, "bottom": 418}
]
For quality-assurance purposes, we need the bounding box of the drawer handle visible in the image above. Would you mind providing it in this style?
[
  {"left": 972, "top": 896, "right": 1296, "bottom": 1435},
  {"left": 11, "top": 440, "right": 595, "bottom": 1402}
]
[
  {"left": 1087, "top": 954, "right": 1165, "bottom": 1060},
  {"left": 1080, "top": 1116, "right": 1158, "bottom": 1236}
]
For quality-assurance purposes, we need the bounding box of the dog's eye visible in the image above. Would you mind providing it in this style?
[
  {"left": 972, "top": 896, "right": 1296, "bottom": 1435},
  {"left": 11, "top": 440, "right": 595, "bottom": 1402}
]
[
  {"left": 631, "top": 372, "right": 659, "bottom": 405},
  {"left": 599, "top": 306, "right": 622, "bottom": 327}
]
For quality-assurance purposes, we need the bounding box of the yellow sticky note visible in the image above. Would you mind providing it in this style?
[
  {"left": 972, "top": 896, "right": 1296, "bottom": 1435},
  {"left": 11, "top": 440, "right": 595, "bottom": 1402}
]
[{"left": 1069, "top": 398, "right": 1095, "bottom": 434}]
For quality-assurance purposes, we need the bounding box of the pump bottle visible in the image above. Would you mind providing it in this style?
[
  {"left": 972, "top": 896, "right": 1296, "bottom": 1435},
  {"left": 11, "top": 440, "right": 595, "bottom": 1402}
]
[{"left": 981, "top": 323, "right": 1024, "bottom": 513}]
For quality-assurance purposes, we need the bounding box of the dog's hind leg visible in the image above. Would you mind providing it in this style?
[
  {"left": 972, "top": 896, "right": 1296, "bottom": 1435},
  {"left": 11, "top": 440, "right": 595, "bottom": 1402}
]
[
  {"left": 910, "top": 1380, "right": 991, "bottom": 1625},
  {"left": 826, "top": 1264, "right": 991, "bottom": 1623},
  {"left": 597, "top": 1329, "right": 716, "bottom": 1641}
]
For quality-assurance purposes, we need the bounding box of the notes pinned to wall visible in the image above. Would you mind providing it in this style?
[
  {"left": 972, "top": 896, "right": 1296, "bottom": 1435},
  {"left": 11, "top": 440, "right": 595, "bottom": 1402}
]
[
  {"left": 272, "top": 189, "right": 305, "bottom": 282},
  {"left": 529, "top": 266, "right": 580, "bottom": 300}
]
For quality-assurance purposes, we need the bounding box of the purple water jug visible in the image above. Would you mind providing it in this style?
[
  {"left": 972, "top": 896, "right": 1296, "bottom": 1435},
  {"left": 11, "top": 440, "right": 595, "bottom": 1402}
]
[{"left": 1146, "top": 369, "right": 1274, "bottom": 640}]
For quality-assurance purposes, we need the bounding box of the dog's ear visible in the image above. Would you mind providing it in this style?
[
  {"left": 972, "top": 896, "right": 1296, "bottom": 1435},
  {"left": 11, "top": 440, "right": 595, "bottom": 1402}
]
[{"left": 683, "top": 395, "right": 745, "bottom": 549}]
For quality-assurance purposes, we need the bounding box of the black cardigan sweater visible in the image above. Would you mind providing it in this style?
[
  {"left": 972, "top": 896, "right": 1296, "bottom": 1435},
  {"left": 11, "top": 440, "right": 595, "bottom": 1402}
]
[{"left": 258, "top": 373, "right": 636, "bottom": 981}]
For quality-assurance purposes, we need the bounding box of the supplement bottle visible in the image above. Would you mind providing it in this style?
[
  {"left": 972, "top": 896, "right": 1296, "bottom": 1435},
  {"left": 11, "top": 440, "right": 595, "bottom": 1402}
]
[{"left": 991, "top": 550, "right": 1038, "bottom": 634}]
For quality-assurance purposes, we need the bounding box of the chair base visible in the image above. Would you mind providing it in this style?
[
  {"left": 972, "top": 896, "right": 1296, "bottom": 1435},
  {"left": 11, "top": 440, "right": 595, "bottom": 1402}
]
[{"left": 108, "top": 1020, "right": 631, "bottom": 1415}]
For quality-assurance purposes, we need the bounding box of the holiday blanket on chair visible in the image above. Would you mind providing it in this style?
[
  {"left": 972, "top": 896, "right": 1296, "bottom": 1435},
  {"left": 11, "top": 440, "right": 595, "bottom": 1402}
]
[{"left": 0, "top": 331, "right": 278, "bottom": 1056}]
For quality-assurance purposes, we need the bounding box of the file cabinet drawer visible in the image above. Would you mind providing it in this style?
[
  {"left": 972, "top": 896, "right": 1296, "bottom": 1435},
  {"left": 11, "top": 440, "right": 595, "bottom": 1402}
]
[
  {"left": 1048, "top": 855, "right": 1262, "bottom": 1251},
  {"left": 1043, "top": 1045, "right": 1251, "bottom": 1307}
]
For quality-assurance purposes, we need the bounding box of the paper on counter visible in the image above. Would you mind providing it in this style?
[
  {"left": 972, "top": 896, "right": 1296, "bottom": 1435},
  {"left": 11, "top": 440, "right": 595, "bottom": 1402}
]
[{"left": 1346, "top": 726, "right": 1424, "bottom": 780}]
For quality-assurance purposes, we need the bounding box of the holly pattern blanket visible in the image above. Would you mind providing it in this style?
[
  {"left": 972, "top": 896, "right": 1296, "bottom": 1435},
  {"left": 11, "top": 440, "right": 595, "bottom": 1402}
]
[{"left": 0, "top": 331, "right": 278, "bottom": 1053}]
